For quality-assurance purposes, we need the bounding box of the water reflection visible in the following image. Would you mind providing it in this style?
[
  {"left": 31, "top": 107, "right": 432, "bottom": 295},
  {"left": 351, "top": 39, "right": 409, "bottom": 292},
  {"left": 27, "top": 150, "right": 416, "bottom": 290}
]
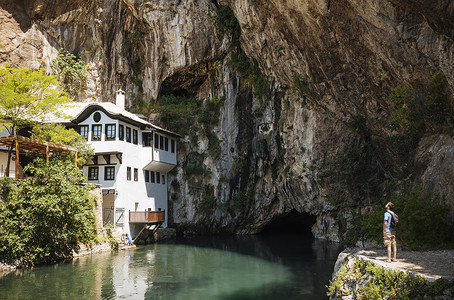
[{"left": 0, "top": 234, "right": 341, "bottom": 299}]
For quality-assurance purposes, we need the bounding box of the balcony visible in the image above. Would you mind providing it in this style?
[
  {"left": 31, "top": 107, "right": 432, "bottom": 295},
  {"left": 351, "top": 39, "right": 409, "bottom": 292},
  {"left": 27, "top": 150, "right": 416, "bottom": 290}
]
[{"left": 129, "top": 210, "right": 165, "bottom": 224}]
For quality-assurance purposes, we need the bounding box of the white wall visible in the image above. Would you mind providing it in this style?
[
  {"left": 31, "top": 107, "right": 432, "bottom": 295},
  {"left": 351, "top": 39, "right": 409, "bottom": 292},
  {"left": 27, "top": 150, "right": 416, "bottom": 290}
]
[
  {"left": 80, "top": 109, "right": 175, "bottom": 235},
  {"left": 0, "top": 152, "right": 16, "bottom": 177}
]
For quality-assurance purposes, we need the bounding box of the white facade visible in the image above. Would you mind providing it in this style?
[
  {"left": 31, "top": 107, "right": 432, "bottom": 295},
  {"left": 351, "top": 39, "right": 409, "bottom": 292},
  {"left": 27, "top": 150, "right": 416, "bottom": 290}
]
[
  {"left": 58, "top": 100, "right": 178, "bottom": 237},
  {"left": 0, "top": 128, "right": 16, "bottom": 177}
]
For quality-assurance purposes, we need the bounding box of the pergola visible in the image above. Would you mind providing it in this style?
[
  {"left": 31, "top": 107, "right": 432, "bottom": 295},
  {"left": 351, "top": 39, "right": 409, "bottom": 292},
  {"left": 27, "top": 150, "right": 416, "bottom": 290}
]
[{"left": 0, "top": 135, "right": 78, "bottom": 179}]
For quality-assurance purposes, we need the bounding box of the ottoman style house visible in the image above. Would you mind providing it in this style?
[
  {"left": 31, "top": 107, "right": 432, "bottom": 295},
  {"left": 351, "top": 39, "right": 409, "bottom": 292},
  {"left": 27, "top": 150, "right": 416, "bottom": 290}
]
[{"left": 45, "top": 90, "right": 179, "bottom": 239}]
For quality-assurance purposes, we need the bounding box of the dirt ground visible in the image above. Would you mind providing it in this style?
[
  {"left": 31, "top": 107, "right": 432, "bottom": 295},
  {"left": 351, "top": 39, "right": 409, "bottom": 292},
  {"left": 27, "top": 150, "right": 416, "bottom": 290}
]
[{"left": 345, "top": 248, "right": 454, "bottom": 281}]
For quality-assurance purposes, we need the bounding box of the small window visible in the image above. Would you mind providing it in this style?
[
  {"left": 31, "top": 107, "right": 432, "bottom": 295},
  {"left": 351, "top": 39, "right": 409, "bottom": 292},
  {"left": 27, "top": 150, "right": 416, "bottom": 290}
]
[
  {"left": 156, "top": 172, "right": 161, "bottom": 184},
  {"left": 88, "top": 167, "right": 99, "bottom": 180},
  {"left": 160, "top": 135, "right": 164, "bottom": 150},
  {"left": 154, "top": 133, "right": 159, "bottom": 148},
  {"left": 126, "top": 127, "right": 131, "bottom": 143},
  {"left": 142, "top": 132, "right": 152, "bottom": 147},
  {"left": 171, "top": 139, "right": 175, "bottom": 153},
  {"left": 104, "top": 166, "right": 115, "bottom": 180},
  {"left": 164, "top": 137, "right": 169, "bottom": 151},
  {"left": 150, "top": 171, "right": 155, "bottom": 183},
  {"left": 92, "top": 125, "right": 102, "bottom": 141},
  {"left": 162, "top": 174, "right": 165, "bottom": 184},
  {"left": 79, "top": 125, "right": 89, "bottom": 140},
  {"left": 133, "top": 129, "right": 138, "bottom": 144},
  {"left": 144, "top": 171, "right": 150, "bottom": 182},
  {"left": 134, "top": 168, "right": 138, "bottom": 181},
  {"left": 105, "top": 124, "right": 116, "bottom": 140},
  {"left": 127, "top": 167, "right": 131, "bottom": 180},
  {"left": 93, "top": 112, "right": 101, "bottom": 123},
  {"left": 119, "top": 124, "right": 124, "bottom": 140}
]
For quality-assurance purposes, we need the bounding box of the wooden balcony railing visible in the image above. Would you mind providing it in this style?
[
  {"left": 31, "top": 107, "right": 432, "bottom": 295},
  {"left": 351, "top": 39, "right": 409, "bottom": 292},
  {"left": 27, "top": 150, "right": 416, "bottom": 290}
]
[{"left": 129, "top": 210, "right": 165, "bottom": 224}]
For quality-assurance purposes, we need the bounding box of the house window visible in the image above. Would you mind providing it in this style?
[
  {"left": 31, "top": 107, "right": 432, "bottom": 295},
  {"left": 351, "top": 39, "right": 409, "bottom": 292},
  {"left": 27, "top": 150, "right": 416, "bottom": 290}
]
[
  {"left": 134, "top": 168, "right": 138, "bottom": 181},
  {"left": 126, "top": 127, "right": 131, "bottom": 143},
  {"left": 133, "top": 129, "right": 138, "bottom": 144},
  {"left": 142, "top": 132, "right": 152, "bottom": 147},
  {"left": 92, "top": 125, "right": 102, "bottom": 141},
  {"left": 160, "top": 135, "right": 164, "bottom": 150},
  {"left": 171, "top": 139, "right": 175, "bottom": 153},
  {"left": 88, "top": 167, "right": 99, "bottom": 180},
  {"left": 164, "top": 137, "right": 169, "bottom": 151},
  {"left": 106, "top": 124, "right": 116, "bottom": 140},
  {"left": 79, "top": 125, "right": 89, "bottom": 140},
  {"left": 150, "top": 171, "right": 155, "bottom": 183},
  {"left": 156, "top": 172, "right": 161, "bottom": 184},
  {"left": 104, "top": 166, "right": 115, "bottom": 180},
  {"left": 162, "top": 174, "right": 166, "bottom": 184},
  {"left": 154, "top": 133, "right": 159, "bottom": 148},
  {"left": 127, "top": 167, "right": 131, "bottom": 180},
  {"left": 145, "top": 171, "right": 149, "bottom": 182},
  {"left": 119, "top": 124, "right": 124, "bottom": 140}
]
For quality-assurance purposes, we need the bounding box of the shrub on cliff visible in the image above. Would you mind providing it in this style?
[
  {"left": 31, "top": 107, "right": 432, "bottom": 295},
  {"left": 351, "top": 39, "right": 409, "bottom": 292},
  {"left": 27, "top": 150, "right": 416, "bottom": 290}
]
[
  {"left": 0, "top": 158, "right": 97, "bottom": 265},
  {"left": 361, "top": 188, "right": 454, "bottom": 250}
]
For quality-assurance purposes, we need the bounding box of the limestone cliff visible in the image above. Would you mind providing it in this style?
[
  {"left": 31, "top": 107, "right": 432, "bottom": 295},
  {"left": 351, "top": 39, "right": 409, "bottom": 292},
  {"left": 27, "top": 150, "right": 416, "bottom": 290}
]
[{"left": 0, "top": 0, "right": 453, "bottom": 241}]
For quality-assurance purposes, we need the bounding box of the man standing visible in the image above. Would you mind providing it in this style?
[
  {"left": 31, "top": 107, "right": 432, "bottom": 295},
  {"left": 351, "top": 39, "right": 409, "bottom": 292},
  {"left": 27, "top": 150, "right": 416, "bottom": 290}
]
[{"left": 383, "top": 202, "right": 397, "bottom": 262}]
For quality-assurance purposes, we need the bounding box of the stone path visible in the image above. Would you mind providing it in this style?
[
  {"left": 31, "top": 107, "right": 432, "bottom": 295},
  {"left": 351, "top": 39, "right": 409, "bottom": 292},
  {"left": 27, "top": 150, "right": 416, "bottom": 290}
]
[{"left": 343, "top": 248, "right": 454, "bottom": 281}]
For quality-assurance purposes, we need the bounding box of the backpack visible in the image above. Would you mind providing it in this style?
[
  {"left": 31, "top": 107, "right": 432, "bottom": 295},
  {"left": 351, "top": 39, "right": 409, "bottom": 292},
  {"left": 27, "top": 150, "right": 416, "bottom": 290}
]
[{"left": 390, "top": 211, "right": 399, "bottom": 228}]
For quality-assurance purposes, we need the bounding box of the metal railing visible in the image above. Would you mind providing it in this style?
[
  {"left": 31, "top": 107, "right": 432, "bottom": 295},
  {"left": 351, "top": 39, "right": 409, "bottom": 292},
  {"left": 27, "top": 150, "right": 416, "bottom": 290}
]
[{"left": 129, "top": 210, "right": 165, "bottom": 224}]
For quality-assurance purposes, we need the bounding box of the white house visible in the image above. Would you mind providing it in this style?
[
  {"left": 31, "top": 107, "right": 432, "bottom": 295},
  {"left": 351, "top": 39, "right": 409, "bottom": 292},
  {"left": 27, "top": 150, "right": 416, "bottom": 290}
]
[{"left": 47, "top": 90, "right": 180, "bottom": 238}]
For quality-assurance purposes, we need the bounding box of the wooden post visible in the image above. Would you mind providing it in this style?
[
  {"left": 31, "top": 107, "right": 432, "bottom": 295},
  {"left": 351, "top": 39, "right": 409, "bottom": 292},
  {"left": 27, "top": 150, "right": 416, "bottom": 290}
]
[
  {"left": 15, "top": 139, "right": 19, "bottom": 179},
  {"left": 46, "top": 145, "right": 49, "bottom": 163},
  {"left": 75, "top": 151, "right": 78, "bottom": 167}
]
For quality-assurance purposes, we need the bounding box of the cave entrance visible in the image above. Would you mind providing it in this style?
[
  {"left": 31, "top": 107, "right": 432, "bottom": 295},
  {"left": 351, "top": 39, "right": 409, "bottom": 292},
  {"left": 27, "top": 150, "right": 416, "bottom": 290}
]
[{"left": 259, "top": 210, "right": 316, "bottom": 236}]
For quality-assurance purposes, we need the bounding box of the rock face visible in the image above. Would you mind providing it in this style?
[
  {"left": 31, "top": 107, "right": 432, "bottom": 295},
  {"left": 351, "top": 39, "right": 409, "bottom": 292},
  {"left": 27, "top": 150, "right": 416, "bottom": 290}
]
[{"left": 0, "top": 0, "right": 453, "bottom": 240}]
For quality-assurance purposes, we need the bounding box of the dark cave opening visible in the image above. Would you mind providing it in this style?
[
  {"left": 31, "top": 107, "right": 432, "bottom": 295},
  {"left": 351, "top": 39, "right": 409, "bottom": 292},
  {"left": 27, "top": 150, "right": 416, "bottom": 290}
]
[{"left": 259, "top": 210, "right": 317, "bottom": 236}]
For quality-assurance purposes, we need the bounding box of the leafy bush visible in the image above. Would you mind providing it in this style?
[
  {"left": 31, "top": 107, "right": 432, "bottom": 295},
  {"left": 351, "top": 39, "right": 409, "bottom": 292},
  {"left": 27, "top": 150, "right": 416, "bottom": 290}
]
[
  {"left": 230, "top": 50, "right": 269, "bottom": 98},
  {"left": 198, "top": 185, "right": 216, "bottom": 214},
  {"left": 0, "top": 158, "right": 97, "bottom": 265},
  {"left": 213, "top": 6, "right": 241, "bottom": 46},
  {"left": 361, "top": 189, "right": 454, "bottom": 250},
  {"left": 51, "top": 49, "right": 87, "bottom": 99},
  {"left": 155, "top": 95, "right": 200, "bottom": 136},
  {"left": 30, "top": 123, "right": 94, "bottom": 166},
  {"left": 328, "top": 258, "right": 454, "bottom": 299}
]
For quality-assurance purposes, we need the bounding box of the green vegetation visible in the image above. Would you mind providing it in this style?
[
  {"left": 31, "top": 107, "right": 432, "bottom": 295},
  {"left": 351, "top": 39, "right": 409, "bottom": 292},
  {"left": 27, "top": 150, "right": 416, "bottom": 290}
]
[
  {"left": 361, "top": 189, "right": 454, "bottom": 250},
  {"left": 51, "top": 49, "right": 87, "bottom": 99},
  {"left": 230, "top": 50, "right": 269, "bottom": 99},
  {"left": 327, "top": 258, "right": 454, "bottom": 299},
  {"left": 0, "top": 65, "right": 72, "bottom": 176},
  {"left": 30, "top": 123, "right": 94, "bottom": 166},
  {"left": 330, "top": 72, "right": 454, "bottom": 248},
  {"left": 0, "top": 65, "right": 71, "bottom": 134},
  {"left": 329, "top": 114, "right": 386, "bottom": 208},
  {"left": 387, "top": 71, "right": 452, "bottom": 170},
  {"left": 213, "top": 6, "right": 241, "bottom": 47},
  {"left": 0, "top": 158, "right": 97, "bottom": 266},
  {"left": 198, "top": 184, "right": 216, "bottom": 214},
  {"left": 292, "top": 74, "right": 320, "bottom": 107}
]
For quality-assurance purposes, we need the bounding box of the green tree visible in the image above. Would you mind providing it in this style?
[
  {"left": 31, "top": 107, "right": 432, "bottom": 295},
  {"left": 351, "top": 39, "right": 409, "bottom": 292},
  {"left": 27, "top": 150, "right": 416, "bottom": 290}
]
[
  {"left": 361, "top": 189, "right": 454, "bottom": 250},
  {"left": 30, "top": 123, "right": 94, "bottom": 166},
  {"left": 0, "top": 65, "right": 72, "bottom": 176},
  {"left": 51, "top": 49, "right": 88, "bottom": 99},
  {"left": 0, "top": 158, "right": 97, "bottom": 265}
]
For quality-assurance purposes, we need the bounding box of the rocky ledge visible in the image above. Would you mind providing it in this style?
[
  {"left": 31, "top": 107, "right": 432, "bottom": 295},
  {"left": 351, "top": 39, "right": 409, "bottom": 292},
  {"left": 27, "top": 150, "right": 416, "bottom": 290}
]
[{"left": 329, "top": 248, "right": 454, "bottom": 299}]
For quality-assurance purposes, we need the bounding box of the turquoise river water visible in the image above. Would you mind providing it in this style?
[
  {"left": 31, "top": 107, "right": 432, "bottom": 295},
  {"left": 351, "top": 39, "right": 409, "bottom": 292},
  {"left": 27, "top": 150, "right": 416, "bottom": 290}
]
[{"left": 0, "top": 234, "right": 342, "bottom": 299}]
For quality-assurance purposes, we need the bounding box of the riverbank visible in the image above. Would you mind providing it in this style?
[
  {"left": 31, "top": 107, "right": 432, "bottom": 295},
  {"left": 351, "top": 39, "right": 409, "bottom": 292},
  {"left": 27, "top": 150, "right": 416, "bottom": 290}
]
[{"left": 329, "top": 247, "right": 454, "bottom": 299}]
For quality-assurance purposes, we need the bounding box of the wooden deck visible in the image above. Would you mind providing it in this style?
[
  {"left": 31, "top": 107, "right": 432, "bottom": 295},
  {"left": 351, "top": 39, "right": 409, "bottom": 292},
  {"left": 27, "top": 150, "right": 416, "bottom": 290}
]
[
  {"left": 130, "top": 210, "right": 165, "bottom": 244},
  {"left": 129, "top": 210, "right": 165, "bottom": 224}
]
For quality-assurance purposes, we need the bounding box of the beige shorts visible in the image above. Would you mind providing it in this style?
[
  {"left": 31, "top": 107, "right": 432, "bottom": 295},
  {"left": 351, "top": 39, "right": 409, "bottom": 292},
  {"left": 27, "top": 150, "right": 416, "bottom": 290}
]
[{"left": 383, "top": 230, "right": 396, "bottom": 247}]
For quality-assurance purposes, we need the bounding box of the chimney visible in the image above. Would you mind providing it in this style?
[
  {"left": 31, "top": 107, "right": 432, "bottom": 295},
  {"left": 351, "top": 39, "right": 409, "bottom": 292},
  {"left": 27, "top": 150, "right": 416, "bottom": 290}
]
[{"left": 116, "top": 89, "right": 125, "bottom": 110}]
